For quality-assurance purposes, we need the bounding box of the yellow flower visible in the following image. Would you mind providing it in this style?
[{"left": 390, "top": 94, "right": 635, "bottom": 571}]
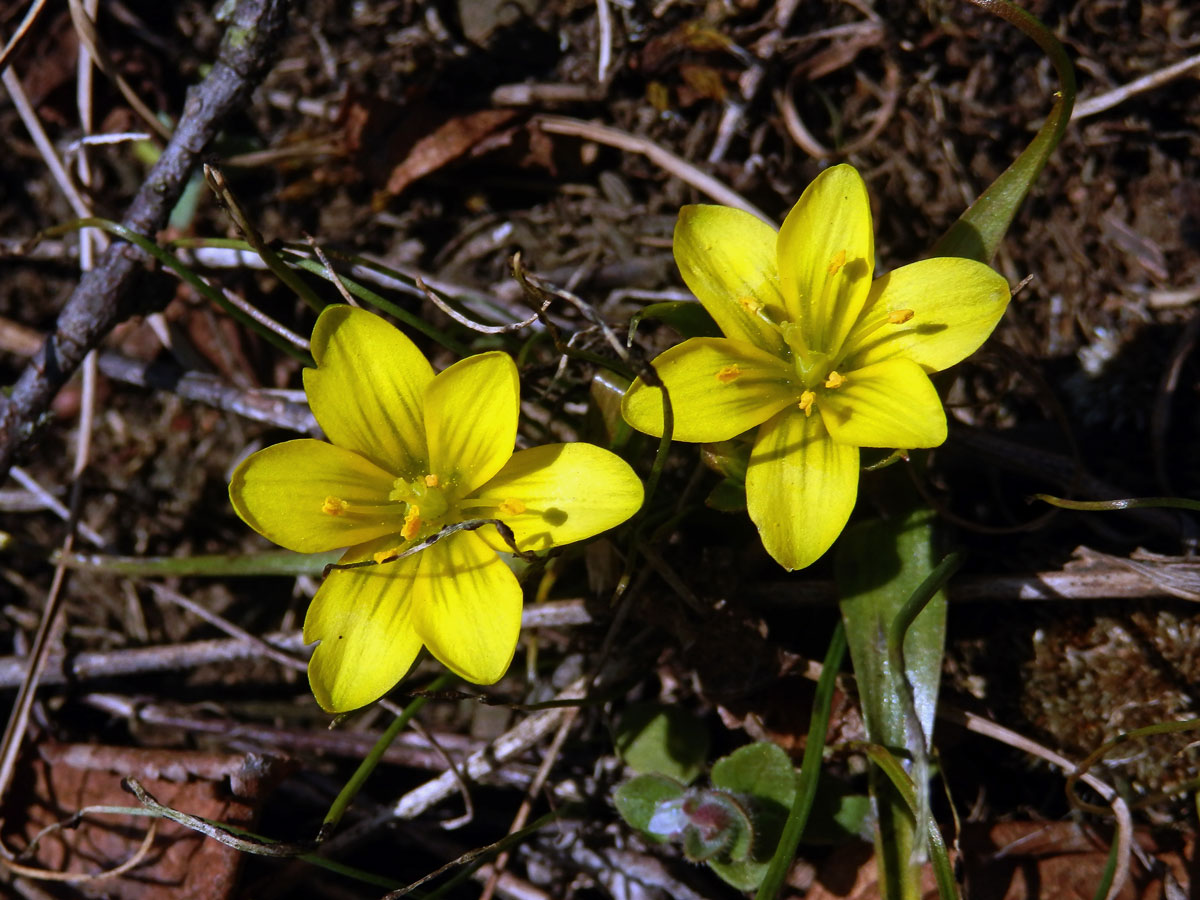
[
  {"left": 230, "top": 306, "right": 644, "bottom": 712},
  {"left": 622, "top": 164, "right": 1010, "bottom": 570}
]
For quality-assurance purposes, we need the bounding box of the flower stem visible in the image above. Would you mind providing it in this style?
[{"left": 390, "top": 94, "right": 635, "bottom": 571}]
[{"left": 320, "top": 672, "right": 455, "bottom": 839}]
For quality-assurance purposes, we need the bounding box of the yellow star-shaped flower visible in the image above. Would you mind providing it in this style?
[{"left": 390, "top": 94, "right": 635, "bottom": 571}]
[
  {"left": 622, "top": 164, "right": 1011, "bottom": 570},
  {"left": 230, "top": 306, "right": 644, "bottom": 712}
]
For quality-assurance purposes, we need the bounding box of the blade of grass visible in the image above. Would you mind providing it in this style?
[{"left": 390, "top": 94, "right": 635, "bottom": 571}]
[
  {"left": 321, "top": 673, "right": 455, "bottom": 838},
  {"left": 932, "top": 0, "right": 1076, "bottom": 263},
  {"left": 53, "top": 548, "right": 341, "bottom": 577},
  {"left": 754, "top": 620, "right": 846, "bottom": 900},
  {"left": 39, "top": 218, "right": 312, "bottom": 364}
]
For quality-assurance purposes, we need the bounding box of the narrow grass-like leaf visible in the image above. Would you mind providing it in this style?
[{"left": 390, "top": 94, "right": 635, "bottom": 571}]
[
  {"left": 1032, "top": 493, "right": 1200, "bottom": 513},
  {"left": 932, "top": 0, "right": 1076, "bottom": 263},
  {"left": 40, "top": 218, "right": 313, "bottom": 363},
  {"left": 54, "top": 549, "right": 341, "bottom": 578},
  {"left": 754, "top": 620, "right": 846, "bottom": 900}
]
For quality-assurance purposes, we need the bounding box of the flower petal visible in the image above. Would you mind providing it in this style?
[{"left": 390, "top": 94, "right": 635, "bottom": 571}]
[
  {"left": 817, "top": 358, "right": 947, "bottom": 449},
  {"left": 777, "top": 164, "right": 874, "bottom": 354},
  {"left": 747, "top": 408, "right": 859, "bottom": 570},
  {"left": 412, "top": 530, "right": 522, "bottom": 684},
  {"left": 466, "top": 443, "right": 644, "bottom": 552},
  {"left": 303, "top": 305, "right": 433, "bottom": 477},
  {"left": 424, "top": 351, "right": 519, "bottom": 498},
  {"left": 229, "top": 439, "right": 406, "bottom": 553},
  {"left": 673, "top": 205, "right": 790, "bottom": 356},
  {"left": 303, "top": 537, "right": 425, "bottom": 712},
  {"left": 621, "top": 338, "right": 798, "bottom": 442},
  {"left": 840, "top": 257, "right": 1011, "bottom": 372}
]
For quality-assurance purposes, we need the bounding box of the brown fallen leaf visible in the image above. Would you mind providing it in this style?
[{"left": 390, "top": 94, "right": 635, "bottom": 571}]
[
  {"left": 1, "top": 743, "right": 285, "bottom": 900},
  {"left": 384, "top": 108, "right": 518, "bottom": 197}
]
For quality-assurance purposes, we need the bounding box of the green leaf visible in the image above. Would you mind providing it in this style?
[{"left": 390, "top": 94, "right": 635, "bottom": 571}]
[
  {"left": 705, "top": 477, "right": 746, "bottom": 512},
  {"left": 614, "top": 773, "right": 686, "bottom": 835},
  {"left": 931, "top": 0, "right": 1076, "bottom": 263},
  {"left": 53, "top": 549, "right": 342, "bottom": 577},
  {"left": 589, "top": 371, "right": 634, "bottom": 446},
  {"left": 836, "top": 509, "right": 952, "bottom": 900},
  {"left": 613, "top": 703, "right": 710, "bottom": 784},
  {"left": 708, "top": 742, "right": 798, "bottom": 890},
  {"left": 628, "top": 301, "right": 722, "bottom": 343},
  {"left": 711, "top": 743, "right": 796, "bottom": 812}
]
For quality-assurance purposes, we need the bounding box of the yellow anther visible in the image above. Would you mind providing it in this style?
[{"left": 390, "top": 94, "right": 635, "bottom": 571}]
[
  {"left": 499, "top": 498, "right": 527, "bottom": 515},
  {"left": 424, "top": 473, "right": 440, "bottom": 488},
  {"left": 715, "top": 364, "right": 742, "bottom": 384},
  {"left": 322, "top": 496, "right": 348, "bottom": 516},
  {"left": 401, "top": 506, "right": 422, "bottom": 541},
  {"left": 827, "top": 249, "right": 847, "bottom": 275},
  {"left": 373, "top": 546, "right": 402, "bottom": 564},
  {"left": 798, "top": 390, "right": 816, "bottom": 417},
  {"left": 824, "top": 371, "right": 846, "bottom": 389},
  {"left": 737, "top": 295, "right": 763, "bottom": 315},
  {"left": 888, "top": 308, "right": 915, "bottom": 325}
]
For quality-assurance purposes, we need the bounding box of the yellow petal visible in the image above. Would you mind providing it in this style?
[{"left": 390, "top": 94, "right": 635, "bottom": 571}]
[
  {"left": 229, "top": 439, "right": 406, "bottom": 553},
  {"left": 747, "top": 409, "right": 858, "bottom": 570},
  {"left": 818, "top": 358, "right": 947, "bottom": 449},
  {"left": 467, "top": 443, "right": 644, "bottom": 552},
  {"left": 303, "top": 537, "right": 425, "bottom": 712},
  {"left": 673, "top": 205, "right": 790, "bottom": 356},
  {"left": 425, "top": 352, "right": 519, "bottom": 497},
  {"left": 412, "top": 530, "right": 522, "bottom": 684},
  {"left": 777, "top": 164, "right": 874, "bottom": 354},
  {"left": 621, "top": 338, "right": 797, "bottom": 442},
  {"left": 840, "top": 257, "right": 1011, "bottom": 373},
  {"left": 303, "top": 305, "right": 433, "bottom": 477}
]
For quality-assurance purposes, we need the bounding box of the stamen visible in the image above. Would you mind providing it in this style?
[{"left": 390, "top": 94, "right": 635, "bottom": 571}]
[
  {"left": 401, "top": 506, "right": 422, "bottom": 540},
  {"left": 824, "top": 371, "right": 846, "bottom": 389},
  {"left": 424, "top": 473, "right": 440, "bottom": 488},
  {"left": 499, "top": 498, "right": 526, "bottom": 515},
  {"left": 798, "top": 390, "right": 816, "bottom": 417},
  {"left": 827, "top": 249, "right": 847, "bottom": 275},
  {"left": 715, "top": 364, "right": 742, "bottom": 384},
  {"left": 322, "top": 496, "right": 348, "bottom": 516},
  {"left": 888, "top": 308, "right": 914, "bottom": 324}
]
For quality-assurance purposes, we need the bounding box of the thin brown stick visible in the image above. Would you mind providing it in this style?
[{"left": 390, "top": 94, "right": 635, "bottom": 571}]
[
  {"left": 535, "top": 115, "right": 771, "bottom": 223},
  {"left": 1072, "top": 51, "right": 1200, "bottom": 120}
]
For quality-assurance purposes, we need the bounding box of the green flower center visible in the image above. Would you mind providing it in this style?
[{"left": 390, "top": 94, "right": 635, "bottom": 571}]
[{"left": 388, "top": 474, "right": 453, "bottom": 542}]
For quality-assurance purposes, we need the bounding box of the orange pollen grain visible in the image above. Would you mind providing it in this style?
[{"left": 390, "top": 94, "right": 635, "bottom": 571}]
[
  {"left": 373, "top": 546, "right": 402, "bottom": 565},
  {"left": 715, "top": 364, "right": 743, "bottom": 384},
  {"left": 499, "top": 498, "right": 526, "bottom": 515},
  {"left": 799, "top": 390, "right": 816, "bottom": 417},
  {"left": 737, "top": 295, "right": 763, "bottom": 315},
  {"left": 424, "top": 473, "right": 440, "bottom": 488},
  {"left": 824, "top": 371, "right": 846, "bottom": 389},
  {"left": 888, "top": 308, "right": 915, "bottom": 325},
  {"left": 322, "top": 496, "right": 348, "bottom": 516},
  {"left": 401, "top": 506, "right": 422, "bottom": 541},
  {"left": 827, "top": 249, "right": 847, "bottom": 274}
]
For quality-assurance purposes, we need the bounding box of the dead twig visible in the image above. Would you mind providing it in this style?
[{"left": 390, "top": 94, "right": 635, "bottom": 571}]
[
  {"left": 535, "top": 116, "right": 771, "bottom": 223},
  {"left": 0, "top": 0, "right": 291, "bottom": 481},
  {"left": 1072, "top": 51, "right": 1200, "bottom": 120}
]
